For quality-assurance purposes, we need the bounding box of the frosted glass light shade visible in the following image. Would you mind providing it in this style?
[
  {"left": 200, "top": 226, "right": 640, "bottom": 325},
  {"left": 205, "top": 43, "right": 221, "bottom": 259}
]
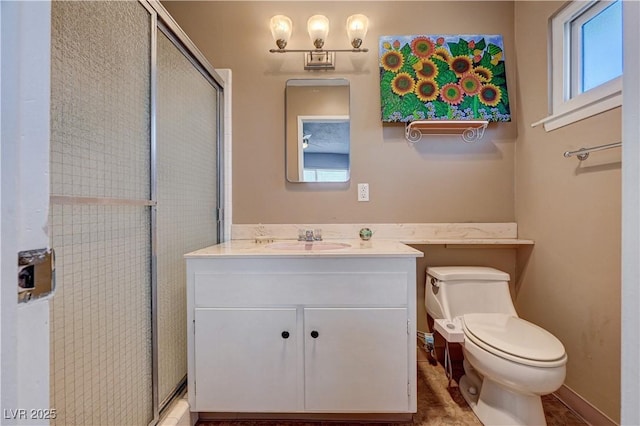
[
  {"left": 270, "top": 15, "right": 292, "bottom": 49},
  {"left": 346, "top": 14, "right": 369, "bottom": 48},
  {"left": 307, "top": 15, "right": 329, "bottom": 49}
]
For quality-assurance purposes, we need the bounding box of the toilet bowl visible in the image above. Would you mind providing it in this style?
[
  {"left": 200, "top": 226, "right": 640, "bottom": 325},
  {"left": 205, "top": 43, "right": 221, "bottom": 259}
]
[{"left": 425, "top": 267, "right": 567, "bottom": 426}]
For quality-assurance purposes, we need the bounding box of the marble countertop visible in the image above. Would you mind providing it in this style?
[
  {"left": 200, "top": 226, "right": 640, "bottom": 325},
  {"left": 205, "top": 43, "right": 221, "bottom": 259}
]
[
  {"left": 184, "top": 239, "right": 425, "bottom": 259},
  {"left": 230, "top": 223, "right": 535, "bottom": 246}
]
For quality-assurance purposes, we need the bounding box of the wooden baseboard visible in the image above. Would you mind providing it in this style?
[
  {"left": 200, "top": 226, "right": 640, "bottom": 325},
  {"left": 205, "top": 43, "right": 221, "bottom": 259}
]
[{"left": 554, "top": 384, "right": 618, "bottom": 426}]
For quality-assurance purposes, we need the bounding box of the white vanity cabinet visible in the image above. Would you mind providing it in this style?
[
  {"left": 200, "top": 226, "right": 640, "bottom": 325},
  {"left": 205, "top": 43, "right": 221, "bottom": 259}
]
[
  {"left": 194, "top": 307, "right": 299, "bottom": 412},
  {"left": 302, "top": 307, "right": 409, "bottom": 411},
  {"left": 185, "top": 243, "right": 421, "bottom": 415}
]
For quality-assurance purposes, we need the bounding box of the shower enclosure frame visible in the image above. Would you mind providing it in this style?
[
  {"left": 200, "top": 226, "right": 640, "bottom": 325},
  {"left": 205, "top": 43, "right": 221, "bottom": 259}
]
[{"left": 148, "top": 1, "right": 227, "bottom": 423}]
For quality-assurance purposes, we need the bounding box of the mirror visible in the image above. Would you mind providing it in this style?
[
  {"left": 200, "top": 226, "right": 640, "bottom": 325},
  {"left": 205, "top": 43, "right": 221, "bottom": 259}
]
[{"left": 285, "top": 79, "right": 350, "bottom": 183}]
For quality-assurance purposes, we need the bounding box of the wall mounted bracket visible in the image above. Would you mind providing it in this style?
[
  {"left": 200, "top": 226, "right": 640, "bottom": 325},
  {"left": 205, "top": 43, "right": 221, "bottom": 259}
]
[
  {"left": 404, "top": 120, "right": 489, "bottom": 144},
  {"left": 304, "top": 51, "right": 335, "bottom": 70}
]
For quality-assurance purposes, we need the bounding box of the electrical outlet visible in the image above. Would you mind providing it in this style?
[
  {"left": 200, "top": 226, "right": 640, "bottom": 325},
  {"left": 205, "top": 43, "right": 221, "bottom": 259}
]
[{"left": 357, "top": 183, "right": 369, "bottom": 202}]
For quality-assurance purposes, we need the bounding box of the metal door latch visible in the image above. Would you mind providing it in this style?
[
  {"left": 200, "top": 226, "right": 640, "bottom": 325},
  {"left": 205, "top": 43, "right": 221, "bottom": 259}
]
[{"left": 18, "top": 248, "right": 55, "bottom": 303}]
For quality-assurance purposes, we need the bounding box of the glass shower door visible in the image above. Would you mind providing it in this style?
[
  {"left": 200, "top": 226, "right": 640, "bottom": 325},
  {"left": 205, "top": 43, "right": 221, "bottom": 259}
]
[
  {"left": 155, "top": 28, "right": 221, "bottom": 407},
  {"left": 49, "top": 2, "right": 154, "bottom": 424},
  {"left": 49, "top": 3, "right": 223, "bottom": 423}
]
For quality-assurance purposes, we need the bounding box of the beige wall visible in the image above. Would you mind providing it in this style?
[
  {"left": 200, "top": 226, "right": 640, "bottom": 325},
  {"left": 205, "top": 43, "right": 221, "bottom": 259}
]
[
  {"left": 164, "top": 0, "right": 621, "bottom": 422},
  {"left": 514, "top": 2, "right": 621, "bottom": 422},
  {"left": 163, "top": 1, "right": 517, "bottom": 224}
]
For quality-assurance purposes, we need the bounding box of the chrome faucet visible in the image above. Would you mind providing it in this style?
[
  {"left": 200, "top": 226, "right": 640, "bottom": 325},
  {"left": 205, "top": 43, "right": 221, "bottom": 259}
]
[{"left": 298, "top": 229, "right": 323, "bottom": 242}]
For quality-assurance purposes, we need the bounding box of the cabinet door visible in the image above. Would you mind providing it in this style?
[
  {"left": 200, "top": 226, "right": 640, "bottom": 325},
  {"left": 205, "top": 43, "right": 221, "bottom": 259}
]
[
  {"left": 194, "top": 308, "right": 298, "bottom": 411},
  {"left": 304, "top": 307, "right": 409, "bottom": 412}
]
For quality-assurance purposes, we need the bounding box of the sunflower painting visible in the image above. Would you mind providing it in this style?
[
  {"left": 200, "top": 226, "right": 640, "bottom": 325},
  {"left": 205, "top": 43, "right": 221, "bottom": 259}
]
[{"left": 380, "top": 34, "right": 511, "bottom": 122}]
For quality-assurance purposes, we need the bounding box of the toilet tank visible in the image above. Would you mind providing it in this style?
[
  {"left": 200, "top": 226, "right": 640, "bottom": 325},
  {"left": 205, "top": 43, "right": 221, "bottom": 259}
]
[{"left": 425, "top": 266, "right": 518, "bottom": 320}]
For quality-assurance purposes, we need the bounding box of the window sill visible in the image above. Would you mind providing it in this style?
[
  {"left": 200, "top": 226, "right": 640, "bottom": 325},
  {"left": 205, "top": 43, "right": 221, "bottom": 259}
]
[{"left": 532, "top": 90, "right": 621, "bottom": 132}]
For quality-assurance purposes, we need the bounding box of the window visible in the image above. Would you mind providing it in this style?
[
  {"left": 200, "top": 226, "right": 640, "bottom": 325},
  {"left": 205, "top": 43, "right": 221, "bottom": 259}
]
[
  {"left": 302, "top": 169, "right": 349, "bottom": 182},
  {"left": 535, "top": 0, "right": 622, "bottom": 131}
]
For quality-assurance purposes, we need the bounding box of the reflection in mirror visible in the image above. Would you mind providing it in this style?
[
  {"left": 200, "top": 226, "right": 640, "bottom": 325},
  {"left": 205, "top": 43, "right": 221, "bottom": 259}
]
[{"left": 286, "top": 79, "right": 350, "bottom": 182}]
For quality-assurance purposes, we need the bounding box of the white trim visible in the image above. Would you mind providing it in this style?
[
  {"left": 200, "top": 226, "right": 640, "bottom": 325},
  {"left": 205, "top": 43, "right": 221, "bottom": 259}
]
[
  {"left": 533, "top": 0, "right": 622, "bottom": 131},
  {"left": 531, "top": 89, "right": 621, "bottom": 131},
  {"left": 0, "top": 1, "right": 15, "bottom": 418},
  {"left": 217, "top": 69, "right": 232, "bottom": 242},
  {"left": 0, "top": 1, "right": 52, "bottom": 423},
  {"left": 621, "top": 1, "right": 640, "bottom": 424}
]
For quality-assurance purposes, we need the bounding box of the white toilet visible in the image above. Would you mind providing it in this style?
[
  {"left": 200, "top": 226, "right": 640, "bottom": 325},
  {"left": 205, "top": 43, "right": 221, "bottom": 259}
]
[{"left": 425, "top": 266, "right": 567, "bottom": 426}]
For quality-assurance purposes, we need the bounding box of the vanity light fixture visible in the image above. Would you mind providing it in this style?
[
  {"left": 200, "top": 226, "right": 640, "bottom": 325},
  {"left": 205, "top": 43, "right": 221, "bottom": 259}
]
[{"left": 269, "top": 14, "right": 369, "bottom": 70}]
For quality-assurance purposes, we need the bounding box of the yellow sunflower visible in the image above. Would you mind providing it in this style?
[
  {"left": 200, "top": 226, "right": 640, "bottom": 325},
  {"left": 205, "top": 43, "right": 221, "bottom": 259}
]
[
  {"left": 459, "top": 73, "right": 482, "bottom": 96},
  {"left": 440, "top": 83, "right": 463, "bottom": 105},
  {"left": 381, "top": 50, "right": 404, "bottom": 72},
  {"left": 415, "top": 79, "right": 439, "bottom": 102},
  {"left": 474, "top": 66, "right": 493, "bottom": 82},
  {"left": 450, "top": 55, "right": 473, "bottom": 76},
  {"left": 416, "top": 58, "right": 438, "bottom": 80},
  {"left": 411, "top": 36, "right": 435, "bottom": 58},
  {"left": 478, "top": 83, "right": 502, "bottom": 106},
  {"left": 433, "top": 47, "right": 451, "bottom": 63},
  {"left": 391, "top": 73, "right": 415, "bottom": 96}
]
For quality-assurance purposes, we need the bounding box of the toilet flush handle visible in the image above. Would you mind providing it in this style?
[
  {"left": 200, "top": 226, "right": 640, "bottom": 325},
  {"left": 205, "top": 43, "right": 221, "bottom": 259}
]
[{"left": 430, "top": 277, "right": 441, "bottom": 288}]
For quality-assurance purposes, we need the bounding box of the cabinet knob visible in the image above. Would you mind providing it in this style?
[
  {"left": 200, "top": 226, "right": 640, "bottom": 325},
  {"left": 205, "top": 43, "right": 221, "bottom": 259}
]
[
  {"left": 281, "top": 331, "right": 290, "bottom": 339},
  {"left": 310, "top": 330, "right": 319, "bottom": 339}
]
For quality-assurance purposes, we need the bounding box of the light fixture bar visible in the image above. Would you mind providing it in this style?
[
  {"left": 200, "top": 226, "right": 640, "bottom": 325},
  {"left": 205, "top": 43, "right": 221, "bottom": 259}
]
[
  {"left": 269, "top": 48, "right": 369, "bottom": 53},
  {"left": 268, "top": 14, "right": 369, "bottom": 70}
]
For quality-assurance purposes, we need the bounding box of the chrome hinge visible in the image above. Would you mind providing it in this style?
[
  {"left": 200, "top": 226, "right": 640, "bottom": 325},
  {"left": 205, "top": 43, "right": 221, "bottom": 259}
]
[
  {"left": 407, "top": 382, "right": 410, "bottom": 396},
  {"left": 407, "top": 319, "right": 410, "bottom": 335},
  {"left": 193, "top": 319, "right": 195, "bottom": 334},
  {"left": 216, "top": 207, "right": 223, "bottom": 222}
]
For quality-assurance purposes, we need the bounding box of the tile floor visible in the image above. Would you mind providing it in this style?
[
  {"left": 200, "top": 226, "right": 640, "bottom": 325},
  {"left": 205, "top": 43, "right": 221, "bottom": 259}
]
[{"left": 196, "top": 347, "right": 586, "bottom": 426}]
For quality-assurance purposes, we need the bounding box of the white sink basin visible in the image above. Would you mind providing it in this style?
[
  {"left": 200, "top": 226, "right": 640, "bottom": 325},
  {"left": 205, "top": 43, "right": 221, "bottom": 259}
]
[{"left": 266, "top": 241, "right": 351, "bottom": 251}]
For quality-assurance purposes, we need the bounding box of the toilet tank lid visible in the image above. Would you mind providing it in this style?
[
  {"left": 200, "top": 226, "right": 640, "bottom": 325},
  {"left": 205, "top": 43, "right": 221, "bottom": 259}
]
[{"left": 427, "top": 266, "right": 510, "bottom": 282}]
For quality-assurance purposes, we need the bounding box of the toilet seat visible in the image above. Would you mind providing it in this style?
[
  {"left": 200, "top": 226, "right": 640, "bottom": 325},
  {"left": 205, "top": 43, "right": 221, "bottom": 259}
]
[{"left": 462, "top": 313, "right": 567, "bottom": 368}]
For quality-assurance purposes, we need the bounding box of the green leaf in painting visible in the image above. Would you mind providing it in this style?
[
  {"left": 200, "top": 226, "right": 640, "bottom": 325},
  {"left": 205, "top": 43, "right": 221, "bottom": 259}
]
[
  {"left": 487, "top": 43, "right": 502, "bottom": 55},
  {"left": 448, "top": 42, "right": 460, "bottom": 57},
  {"left": 382, "top": 95, "right": 404, "bottom": 121},
  {"left": 433, "top": 57, "right": 456, "bottom": 86},
  {"left": 496, "top": 102, "right": 508, "bottom": 115},
  {"left": 491, "top": 76, "right": 506, "bottom": 86},
  {"left": 401, "top": 56, "right": 419, "bottom": 77},
  {"left": 457, "top": 38, "right": 470, "bottom": 56},
  {"left": 381, "top": 71, "right": 395, "bottom": 87},
  {"left": 436, "top": 69, "right": 457, "bottom": 87},
  {"left": 480, "top": 52, "right": 492, "bottom": 68},
  {"left": 493, "top": 62, "right": 505, "bottom": 76},
  {"left": 401, "top": 43, "right": 412, "bottom": 57},
  {"left": 401, "top": 93, "right": 421, "bottom": 117},
  {"left": 474, "top": 38, "right": 486, "bottom": 51},
  {"left": 458, "top": 95, "right": 474, "bottom": 112},
  {"left": 405, "top": 55, "right": 419, "bottom": 67},
  {"left": 501, "top": 87, "right": 509, "bottom": 107},
  {"left": 433, "top": 101, "right": 449, "bottom": 118}
]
